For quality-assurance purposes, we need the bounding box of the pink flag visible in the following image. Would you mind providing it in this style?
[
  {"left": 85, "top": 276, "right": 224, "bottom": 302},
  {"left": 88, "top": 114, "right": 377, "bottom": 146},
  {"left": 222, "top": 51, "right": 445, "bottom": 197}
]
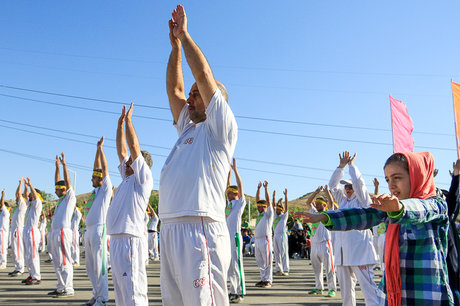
[{"left": 390, "top": 95, "right": 414, "bottom": 153}]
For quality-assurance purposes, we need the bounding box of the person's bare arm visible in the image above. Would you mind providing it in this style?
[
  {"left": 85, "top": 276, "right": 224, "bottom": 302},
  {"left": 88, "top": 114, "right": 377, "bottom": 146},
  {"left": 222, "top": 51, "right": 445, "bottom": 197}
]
[
  {"left": 94, "top": 137, "right": 101, "bottom": 170},
  {"left": 16, "top": 177, "right": 23, "bottom": 201},
  {"left": 231, "top": 158, "right": 244, "bottom": 196},
  {"left": 125, "top": 103, "right": 141, "bottom": 161},
  {"left": 166, "top": 19, "right": 186, "bottom": 123},
  {"left": 1, "top": 188, "right": 5, "bottom": 208},
  {"left": 263, "top": 181, "right": 270, "bottom": 206},
  {"left": 272, "top": 190, "right": 276, "bottom": 208},
  {"left": 373, "top": 178, "right": 379, "bottom": 195},
  {"left": 305, "top": 186, "right": 322, "bottom": 209},
  {"left": 117, "top": 106, "right": 128, "bottom": 163},
  {"left": 283, "top": 188, "right": 288, "bottom": 212},
  {"left": 98, "top": 136, "right": 109, "bottom": 178},
  {"left": 60, "top": 153, "right": 71, "bottom": 190},
  {"left": 324, "top": 185, "right": 334, "bottom": 210},
  {"left": 23, "top": 178, "right": 29, "bottom": 200},
  {"left": 55, "top": 155, "right": 61, "bottom": 184},
  {"left": 26, "top": 177, "right": 38, "bottom": 201},
  {"left": 256, "top": 181, "right": 262, "bottom": 202},
  {"left": 171, "top": 5, "right": 217, "bottom": 107}
]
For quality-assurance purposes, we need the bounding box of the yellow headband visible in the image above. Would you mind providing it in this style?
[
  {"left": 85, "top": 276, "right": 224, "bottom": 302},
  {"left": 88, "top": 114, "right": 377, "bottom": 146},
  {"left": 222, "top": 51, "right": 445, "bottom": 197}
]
[
  {"left": 227, "top": 187, "right": 238, "bottom": 194},
  {"left": 256, "top": 203, "right": 268, "bottom": 207},
  {"left": 92, "top": 171, "right": 103, "bottom": 178},
  {"left": 55, "top": 185, "right": 67, "bottom": 190},
  {"left": 276, "top": 205, "right": 284, "bottom": 212},
  {"left": 315, "top": 198, "right": 327, "bottom": 206},
  {"left": 37, "top": 193, "right": 43, "bottom": 202}
]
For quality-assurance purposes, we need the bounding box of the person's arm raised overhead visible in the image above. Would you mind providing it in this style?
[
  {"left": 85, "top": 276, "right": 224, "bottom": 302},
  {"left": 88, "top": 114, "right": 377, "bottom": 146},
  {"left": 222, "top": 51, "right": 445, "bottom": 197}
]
[
  {"left": 263, "top": 181, "right": 270, "bottom": 206},
  {"left": 16, "top": 177, "right": 23, "bottom": 202},
  {"left": 232, "top": 158, "right": 244, "bottom": 196},
  {"left": 256, "top": 181, "right": 262, "bottom": 203},
  {"left": 55, "top": 155, "right": 61, "bottom": 184},
  {"left": 98, "top": 136, "right": 109, "bottom": 178},
  {"left": 305, "top": 186, "right": 322, "bottom": 210},
  {"left": 124, "top": 103, "right": 141, "bottom": 162},
  {"left": 60, "top": 152, "right": 72, "bottom": 190},
  {"left": 283, "top": 188, "right": 288, "bottom": 212},
  {"left": 171, "top": 5, "right": 217, "bottom": 107},
  {"left": 26, "top": 178, "right": 38, "bottom": 201},
  {"left": 166, "top": 18, "right": 186, "bottom": 123},
  {"left": 116, "top": 106, "right": 129, "bottom": 163}
]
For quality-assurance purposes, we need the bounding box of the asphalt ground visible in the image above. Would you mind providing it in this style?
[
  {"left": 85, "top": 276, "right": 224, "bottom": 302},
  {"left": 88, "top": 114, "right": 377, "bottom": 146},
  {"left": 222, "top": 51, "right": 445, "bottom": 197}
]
[{"left": 0, "top": 249, "right": 382, "bottom": 305}]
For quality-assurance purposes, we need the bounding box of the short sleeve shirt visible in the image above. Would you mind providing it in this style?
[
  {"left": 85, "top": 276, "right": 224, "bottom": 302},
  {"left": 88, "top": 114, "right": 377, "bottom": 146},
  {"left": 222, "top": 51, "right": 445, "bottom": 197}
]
[
  {"left": 24, "top": 198, "right": 42, "bottom": 229},
  {"left": 107, "top": 155, "right": 153, "bottom": 237},
  {"left": 51, "top": 187, "right": 76, "bottom": 230},
  {"left": 0, "top": 206, "right": 10, "bottom": 231},
  {"left": 11, "top": 197, "right": 27, "bottom": 230},
  {"left": 85, "top": 176, "right": 113, "bottom": 227},
  {"left": 255, "top": 205, "right": 274, "bottom": 239},
  {"left": 226, "top": 197, "right": 246, "bottom": 237}
]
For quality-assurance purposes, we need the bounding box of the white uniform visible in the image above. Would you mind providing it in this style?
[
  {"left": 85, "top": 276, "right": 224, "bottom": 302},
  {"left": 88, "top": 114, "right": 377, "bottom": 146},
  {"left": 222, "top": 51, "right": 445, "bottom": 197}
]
[
  {"left": 309, "top": 206, "right": 336, "bottom": 291},
  {"left": 143, "top": 213, "right": 149, "bottom": 263},
  {"left": 147, "top": 214, "right": 159, "bottom": 260},
  {"left": 107, "top": 155, "right": 153, "bottom": 306},
  {"left": 38, "top": 218, "right": 47, "bottom": 253},
  {"left": 84, "top": 176, "right": 113, "bottom": 304},
  {"left": 70, "top": 208, "right": 82, "bottom": 265},
  {"left": 0, "top": 205, "right": 10, "bottom": 267},
  {"left": 23, "top": 198, "right": 42, "bottom": 280},
  {"left": 226, "top": 197, "right": 246, "bottom": 296},
  {"left": 329, "top": 165, "right": 379, "bottom": 306},
  {"left": 50, "top": 187, "right": 76, "bottom": 294},
  {"left": 373, "top": 222, "right": 386, "bottom": 271},
  {"left": 10, "top": 197, "right": 26, "bottom": 273},
  {"left": 254, "top": 205, "right": 274, "bottom": 283},
  {"left": 159, "top": 88, "right": 237, "bottom": 306},
  {"left": 273, "top": 211, "right": 289, "bottom": 274}
]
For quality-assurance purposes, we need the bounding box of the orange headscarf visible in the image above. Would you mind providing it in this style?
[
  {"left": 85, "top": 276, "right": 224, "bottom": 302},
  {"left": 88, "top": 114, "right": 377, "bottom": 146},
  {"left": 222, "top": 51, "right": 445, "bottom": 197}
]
[{"left": 385, "top": 152, "right": 436, "bottom": 306}]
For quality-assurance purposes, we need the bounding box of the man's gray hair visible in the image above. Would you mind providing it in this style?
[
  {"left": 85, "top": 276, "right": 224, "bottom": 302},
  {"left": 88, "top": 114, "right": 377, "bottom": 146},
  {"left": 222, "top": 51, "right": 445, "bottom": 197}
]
[{"left": 141, "top": 150, "right": 153, "bottom": 168}]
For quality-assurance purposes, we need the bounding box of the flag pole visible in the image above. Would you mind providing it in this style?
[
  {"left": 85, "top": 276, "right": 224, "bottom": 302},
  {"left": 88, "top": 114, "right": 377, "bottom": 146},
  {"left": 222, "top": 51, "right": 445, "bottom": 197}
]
[
  {"left": 451, "top": 80, "right": 460, "bottom": 159},
  {"left": 389, "top": 94, "right": 396, "bottom": 153}
]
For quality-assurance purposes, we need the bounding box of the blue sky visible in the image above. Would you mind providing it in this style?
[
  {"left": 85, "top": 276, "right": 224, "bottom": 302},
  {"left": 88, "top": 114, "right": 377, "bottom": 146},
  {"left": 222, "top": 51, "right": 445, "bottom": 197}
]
[{"left": 0, "top": 1, "right": 459, "bottom": 201}]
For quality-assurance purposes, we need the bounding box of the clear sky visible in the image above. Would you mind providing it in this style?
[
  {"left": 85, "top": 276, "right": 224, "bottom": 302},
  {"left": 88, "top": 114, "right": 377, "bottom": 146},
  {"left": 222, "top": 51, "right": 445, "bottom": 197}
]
[{"left": 0, "top": 1, "right": 459, "bottom": 201}]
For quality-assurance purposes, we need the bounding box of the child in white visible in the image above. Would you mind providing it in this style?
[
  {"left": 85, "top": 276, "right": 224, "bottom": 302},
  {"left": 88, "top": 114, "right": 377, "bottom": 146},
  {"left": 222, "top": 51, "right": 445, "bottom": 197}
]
[
  {"left": 49, "top": 153, "right": 77, "bottom": 297},
  {"left": 0, "top": 189, "right": 10, "bottom": 268},
  {"left": 84, "top": 136, "right": 113, "bottom": 306},
  {"left": 254, "top": 181, "right": 274, "bottom": 287},
  {"left": 10, "top": 178, "right": 27, "bottom": 275},
  {"left": 147, "top": 205, "right": 159, "bottom": 260},
  {"left": 23, "top": 178, "right": 43, "bottom": 284},
  {"left": 70, "top": 207, "right": 82, "bottom": 266},
  {"left": 226, "top": 158, "right": 247, "bottom": 302},
  {"left": 305, "top": 186, "right": 336, "bottom": 296},
  {"left": 273, "top": 189, "right": 290, "bottom": 276},
  {"left": 328, "top": 151, "right": 379, "bottom": 306},
  {"left": 106, "top": 104, "right": 153, "bottom": 306},
  {"left": 38, "top": 214, "right": 47, "bottom": 253}
]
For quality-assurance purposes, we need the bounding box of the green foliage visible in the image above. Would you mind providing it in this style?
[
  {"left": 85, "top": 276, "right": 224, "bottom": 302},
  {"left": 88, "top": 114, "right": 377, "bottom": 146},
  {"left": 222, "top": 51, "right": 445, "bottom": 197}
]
[
  {"left": 149, "top": 192, "right": 159, "bottom": 212},
  {"left": 41, "top": 191, "right": 55, "bottom": 201}
]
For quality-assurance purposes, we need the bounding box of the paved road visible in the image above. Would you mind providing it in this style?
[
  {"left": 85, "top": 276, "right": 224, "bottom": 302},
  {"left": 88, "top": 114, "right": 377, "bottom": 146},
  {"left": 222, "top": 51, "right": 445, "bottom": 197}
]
[{"left": 0, "top": 250, "right": 382, "bottom": 305}]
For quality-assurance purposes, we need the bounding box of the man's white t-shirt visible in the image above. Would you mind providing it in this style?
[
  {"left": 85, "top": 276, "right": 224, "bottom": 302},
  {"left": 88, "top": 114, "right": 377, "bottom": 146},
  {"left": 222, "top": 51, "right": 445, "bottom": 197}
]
[
  {"left": 51, "top": 187, "right": 76, "bottom": 230},
  {"left": 107, "top": 155, "right": 153, "bottom": 237},
  {"left": 24, "top": 198, "right": 42, "bottom": 229},
  {"left": 254, "top": 205, "right": 274, "bottom": 239},
  {"left": 71, "top": 208, "right": 82, "bottom": 231},
  {"left": 85, "top": 176, "right": 113, "bottom": 227},
  {"left": 159, "top": 88, "right": 238, "bottom": 223},
  {"left": 148, "top": 215, "right": 159, "bottom": 232},
  {"left": 226, "top": 197, "right": 246, "bottom": 237},
  {"left": 273, "top": 212, "right": 289, "bottom": 236},
  {"left": 0, "top": 206, "right": 10, "bottom": 231},
  {"left": 11, "top": 197, "right": 27, "bottom": 230}
]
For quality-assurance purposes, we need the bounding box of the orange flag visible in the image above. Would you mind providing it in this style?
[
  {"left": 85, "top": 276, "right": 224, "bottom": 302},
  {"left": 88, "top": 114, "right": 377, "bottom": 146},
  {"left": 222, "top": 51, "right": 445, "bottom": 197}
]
[{"left": 452, "top": 81, "right": 460, "bottom": 158}]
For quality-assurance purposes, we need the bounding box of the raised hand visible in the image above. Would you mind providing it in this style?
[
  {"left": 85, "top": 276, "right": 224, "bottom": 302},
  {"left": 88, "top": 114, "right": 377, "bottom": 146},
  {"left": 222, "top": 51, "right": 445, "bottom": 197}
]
[
  {"left": 324, "top": 184, "right": 329, "bottom": 191},
  {"left": 97, "top": 136, "right": 105, "bottom": 148},
  {"left": 373, "top": 178, "right": 379, "bottom": 188},
  {"left": 453, "top": 159, "right": 460, "bottom": 176},
  {"left": 118, "top": 105, "right": 126, "bottom": 126},
  {"left": 168, "top": 19, "right": 181, "bottom": 49},
  {"left": 171, "top": 5, "right": 187, "bottom": 39},
  {"left": 257, "top": 181, "right": 262, "bottom": 189},
  {"left": 263, "top": 180, "right": 268, "bottom": 188},
  {"left": 59, "top": 152, "right": 66, "bottom": 165},
  {"left": 126, "top": 102, "right": 134, "bottom": 121},
  {"left": 55, "top": 155, "right": 60, "bottom": 168},
  {"left": 231, "top": 158, "right": 237, "bottom": 171},
  {"left": 339, "top": 151, "right": 350, "bottom": 168},
  {"left": 370, "top": 194, "right": 403, "bottom": 213},
  {"left": 283, "top": 188, "right": 287, "bottom": 196},
  {"left": 348, "top": 152, "right": 357, "bottom": 165}
]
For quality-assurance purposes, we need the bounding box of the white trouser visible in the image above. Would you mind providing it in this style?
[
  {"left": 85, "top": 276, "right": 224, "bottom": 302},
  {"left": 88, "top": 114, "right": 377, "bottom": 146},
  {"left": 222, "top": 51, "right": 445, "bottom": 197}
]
[
  {"left": 143, "top": 232, "right": 148, "bottom": 263},
  {"left": 273, "top": 233, "right": 289, "bottom": 273},
  {"left": 255, "top": 236, "right": 273, "bottom": 282},
  {"left": 111, "top": 234, "right": 148, "bottom": 306},
  {"left": 39, "top": 228, "right": 46, "bottom": 253},
  {"left": 23, "top": 226, "right": 41, "bottom": 279},
  {"left": 311, "top": 241, "right": 336, "bottom": 291},
  {"left": 160, "top": 217, "right": 231, "bottom": 306},
  {"left": 106, "top": 235, "right": 111, "bottom": 268},
  {"left": 10, "top": 227, "right": 24, "bottom": 272},
  {"left": 228, "top": 231, "right": 246, "bottom": 296},
  {"left": 71, "top": 229, "right": 80, "bottom": 265},
  {"left": 47, "top": 231, "right": 53, "bottom": 260},
  {"left": 0, "top": 229, "right": 7, "bottom": 266},
  {"left": 84, "top": 225, "right": 109, "bottom": 303},
  {"left": 336, "top": 265, "right": 379, "bottom": 306},
  {"left": 49, "top": 228, "right": 74, "bottom": 293},
  {"left": 148, "top": 231, "right": 159, "bottom": 259},
  {"left": 376, "top": 234, "right": 385, "bottom": 271}
]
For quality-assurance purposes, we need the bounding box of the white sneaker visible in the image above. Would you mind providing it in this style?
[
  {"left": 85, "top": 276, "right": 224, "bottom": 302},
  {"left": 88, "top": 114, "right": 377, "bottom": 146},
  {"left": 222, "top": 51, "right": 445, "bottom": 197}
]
[{"left": 0, "top": 265, "right": 6, "bottom": 270}]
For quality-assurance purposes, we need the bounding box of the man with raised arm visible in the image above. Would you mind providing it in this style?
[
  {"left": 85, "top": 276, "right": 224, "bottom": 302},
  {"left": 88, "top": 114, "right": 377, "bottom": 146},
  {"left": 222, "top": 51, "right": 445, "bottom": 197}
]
[
  {"left": 328, "top": 151, "right": 378, "bottom": 306},
  {"left": 106, "top": 104, "right": 153, "bottom": 306},
  {"left": 70, "top": 207, "right": 82, "bottom": 267},
  {"left": 47, "top": 153, "right": 76, "bottom": 298},
  {"left": 9, "top": 177, "right": 27, "bottom": 277},
  {"left": 273, "top": 188, "right": 289, "bottom": 277},
  {"left": 83, "top": 136, "right": 113, "bottom": 306},
  {"left": 254, "top": 181, "right": 274, "bottom": 288},
  {"left": 226, "top": 158, "right": 247, "bottom": 303},
  {"left": 159, "top": 4, "right": 237, "bottom": 305},
  {"left": 146, "top": 204, "right": 159, "bottom": 261},
  {"left": 0, "top": 189, "right": 10, "bottom": 269},
  {"left": 22, "top": 177, "right": 43, "bottom": 285},
  {"left": 304, "top": 185, "right": 337, "bottom": 297}
]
